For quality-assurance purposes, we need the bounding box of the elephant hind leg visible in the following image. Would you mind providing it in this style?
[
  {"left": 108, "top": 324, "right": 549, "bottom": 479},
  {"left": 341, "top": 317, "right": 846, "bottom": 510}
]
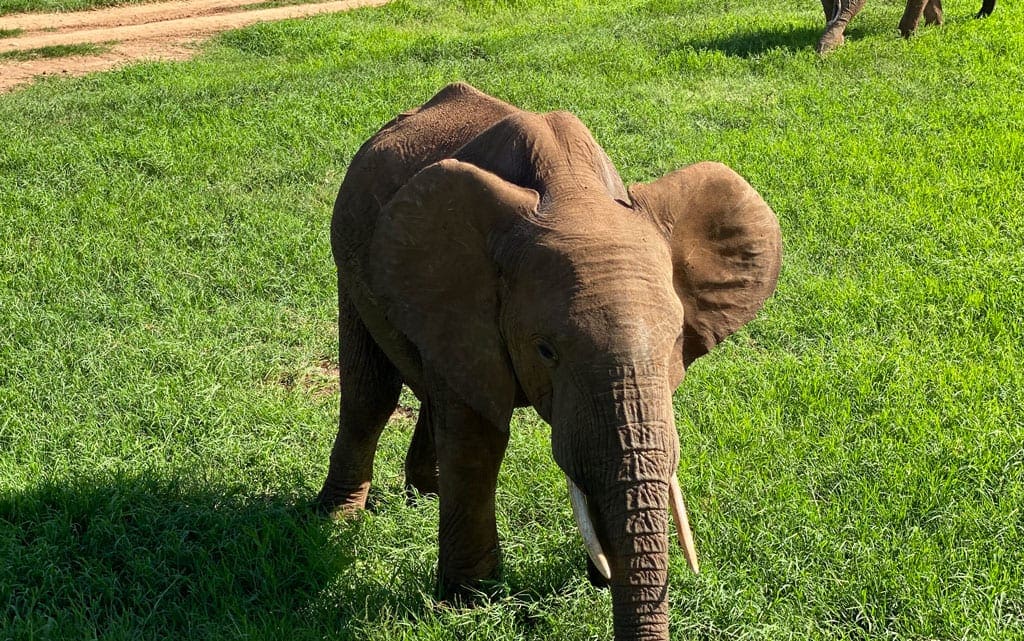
[
  {"left": 404, "top": 404, "right": 440, "bottom": 501},
  {"left": 315, "top": 284, "right": 402, "bottom": 516}
]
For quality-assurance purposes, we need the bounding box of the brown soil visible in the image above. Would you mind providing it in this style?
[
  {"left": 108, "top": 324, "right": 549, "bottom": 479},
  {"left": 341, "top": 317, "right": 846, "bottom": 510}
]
[
  {"left": 0, "top": 0, "right": 388, "bottom": 92},
  {"left": 276, "top": 360, "right": 416, "bottom": 421}
]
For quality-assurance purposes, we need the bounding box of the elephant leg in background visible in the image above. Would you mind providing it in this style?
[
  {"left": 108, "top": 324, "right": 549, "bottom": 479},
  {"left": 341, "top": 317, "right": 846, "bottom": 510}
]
[
  {"left": 898, "top": 0, "right": 931, "bottom": 36},
  {"left": 315, "top": 286, "right": 403, "bottom": 515},
  {"left": 404, "top": 404, "right": 440, "bottom": 500},
  {"left": 432, "top": 396, "right": 509, "bottom": 599},
  {"left": 923, "top": 0, "right": 943, "bottom": 26},
  {"left": 816, "top": 0, "right": 868, "bottom": 53},
  {"left": 820, "top": 0, "right": 838, "bottom": 22},
  {"left": 976, "top": 0, "right": 995, "bottom": 18}
]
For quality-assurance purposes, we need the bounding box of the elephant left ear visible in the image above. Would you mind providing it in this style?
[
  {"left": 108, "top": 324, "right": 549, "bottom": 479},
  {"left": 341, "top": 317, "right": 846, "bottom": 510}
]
[{"left": 628, "top": 162, "right": 782, "bottom": 367}]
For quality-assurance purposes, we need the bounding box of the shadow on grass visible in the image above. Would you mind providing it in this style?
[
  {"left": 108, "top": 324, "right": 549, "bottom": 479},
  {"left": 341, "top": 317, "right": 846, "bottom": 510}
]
[
  {"left": 687, "top": 23, "right": 829, "bottom": 57},
  {"left": 0, "top": 473, "right": 436, "bottom": 639},
  {"left": 0, "top": 473, "right": 594, "bottom": 638}
]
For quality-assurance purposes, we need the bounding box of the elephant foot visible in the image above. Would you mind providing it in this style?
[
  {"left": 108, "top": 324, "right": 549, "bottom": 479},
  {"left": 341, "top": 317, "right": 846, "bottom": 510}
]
[
  {"left": 898, "top": 12, "right": 922, "bottom": 37},
  {"left": 436, "top": 548, "right": 504, "bottom": 605},
  {"left": 404, "top": 482, "right": 439, "bottom": 505},
  {"left": 404, "top": 467, "right": 440, "bottom": 504},
  {"left": 816, "top": 29, "right": 845, "bottom": 53},
  {"left": 313, "top": 480, "right": 371, "bottom": 517},
  {"left": 923, "top": 0, "right": 943, "bottom": 26},
  {"left": 436, "top": 577, "right": 505, "bottom": 606},
  {"left": 820, "top": 0, "right": 839, "bottom": 23}
]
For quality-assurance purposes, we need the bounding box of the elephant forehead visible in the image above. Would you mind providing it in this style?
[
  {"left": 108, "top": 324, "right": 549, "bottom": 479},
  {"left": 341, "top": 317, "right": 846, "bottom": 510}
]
[
  {"left": 511, "top": 248, "right": 682, "bottom": 353},
  {"left": 534, "top": 225, "right": 675, "bottom": 294}
]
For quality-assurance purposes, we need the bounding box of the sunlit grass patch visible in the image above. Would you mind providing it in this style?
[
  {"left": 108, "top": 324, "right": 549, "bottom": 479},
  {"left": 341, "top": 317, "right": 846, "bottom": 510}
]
[{"left": 0, "top": 0, "right": 145, "bottom": 15}]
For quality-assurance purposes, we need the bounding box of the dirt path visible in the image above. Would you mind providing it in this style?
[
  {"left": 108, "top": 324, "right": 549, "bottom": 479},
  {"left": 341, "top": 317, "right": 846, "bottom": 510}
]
[{"left": 0, "top": 0, "right": 388, "bottom": 92}]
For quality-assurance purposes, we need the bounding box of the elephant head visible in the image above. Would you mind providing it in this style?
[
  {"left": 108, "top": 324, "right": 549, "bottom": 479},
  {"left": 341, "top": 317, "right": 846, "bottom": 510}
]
[{"left": 362, "top": 105, "right": 782, "bottom": 640}]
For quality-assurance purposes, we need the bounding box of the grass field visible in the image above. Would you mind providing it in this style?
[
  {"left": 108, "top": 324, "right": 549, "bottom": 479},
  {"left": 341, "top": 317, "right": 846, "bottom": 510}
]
[
  {"left": 2, "top": 0, "right": 121, "bottom": 14},
  {"left": 0, "top": 0, "right": 318, "bottom": 16},
  {"left": 0, "top": 0, "right": 143, "bottom": 16},
  {"left": 2, "top": 0, "right": 1023, "bottom": 638}
]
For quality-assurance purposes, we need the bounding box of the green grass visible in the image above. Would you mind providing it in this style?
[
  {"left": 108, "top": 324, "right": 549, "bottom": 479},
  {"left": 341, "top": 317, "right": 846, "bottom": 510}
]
[
  {"left": 1, "top": 0, "right": 1022, "bottom": 639},
  {"left": 0, "top": 42, "right": 111, "bottom": 59},
  {"left": 0, "top": 27, "right": 25, "bottom": 37},
  {"left": 0, "top": 0, "right": 146, "bottom": 15},
  {"left": 0, "top": 0, "right": 314, "bottom": 16}
]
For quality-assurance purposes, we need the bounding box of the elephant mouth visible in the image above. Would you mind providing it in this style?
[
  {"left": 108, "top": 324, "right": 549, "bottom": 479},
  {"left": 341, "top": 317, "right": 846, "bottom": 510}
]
[{"left": 566, "top": 475, "right": 700, "bottom": 580}]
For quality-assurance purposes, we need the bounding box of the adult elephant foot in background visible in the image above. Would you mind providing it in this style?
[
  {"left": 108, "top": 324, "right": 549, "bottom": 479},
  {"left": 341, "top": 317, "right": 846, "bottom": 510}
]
[
  {"left": 816, "top": 28, "right": 845, "bottom": 53},
  {"left": 923, "top": 0, "right": 944, "bottom": 25},
  {"left": 820, "top": 0, "right": 839, "bottom": 22},
  {"left": 816, "top": 0, "right": 867, "bottom": 53},
  {"left": 899, "top": 0, "right": 943, "bottom": 37},
  {"left": 976, "top": 0, "right": 996, "bottom": 18},
  {"left": 901, "top": 0, "right": 995, "bottom": 38}
]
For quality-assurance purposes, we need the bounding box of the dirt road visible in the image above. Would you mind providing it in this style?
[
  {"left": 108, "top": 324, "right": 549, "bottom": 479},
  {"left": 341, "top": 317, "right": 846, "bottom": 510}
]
[{"left": 0, "top": 0, "right": 388, "bottom": 92}]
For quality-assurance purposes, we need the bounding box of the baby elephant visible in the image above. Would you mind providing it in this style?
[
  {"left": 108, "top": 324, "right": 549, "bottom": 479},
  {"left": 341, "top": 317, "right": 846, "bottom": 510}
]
[
  {"left": 317, "top": 83, "right": 781, "bottom": 641},
  {"left": 817, "top": 0, "right": 997, "bottom": 53}
]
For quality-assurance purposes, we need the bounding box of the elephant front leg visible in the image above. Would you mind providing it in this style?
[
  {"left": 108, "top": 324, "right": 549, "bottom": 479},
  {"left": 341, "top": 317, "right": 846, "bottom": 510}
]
[
  {"left": 816, "top": 0, "right": 868, "bottom": 53},
  {"left": 433, "top": 400, "right": 509, "bottom": 600},
  {"left": 405, "top": 405, "right": 440, "bottom": 501}
]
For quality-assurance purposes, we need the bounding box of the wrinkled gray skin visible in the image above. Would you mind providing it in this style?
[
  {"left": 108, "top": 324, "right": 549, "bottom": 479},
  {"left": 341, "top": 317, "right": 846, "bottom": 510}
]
[
  {"left": 817, "top": 0, "right": 996, "bottom": 53},
  {"left": 316, "top": 83, "right": 782, "bottom": 641}
]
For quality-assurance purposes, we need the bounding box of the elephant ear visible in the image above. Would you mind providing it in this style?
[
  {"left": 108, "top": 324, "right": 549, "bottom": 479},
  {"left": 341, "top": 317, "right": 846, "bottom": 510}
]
[
  {"left": 370, "top": 159, "right": 540, "bottom": 430},
  {"left": 628, "top": 162, "right": 782, "bottom": 367}
]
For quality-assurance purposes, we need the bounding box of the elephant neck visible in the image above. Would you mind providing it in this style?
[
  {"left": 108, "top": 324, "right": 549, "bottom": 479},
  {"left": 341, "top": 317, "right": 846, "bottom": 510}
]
[
  {"left": 537, "top": 169, "right": 618, "bottom": 209},
  {"left": 454, "top": 109, "right": 628, "bottom": 206}
]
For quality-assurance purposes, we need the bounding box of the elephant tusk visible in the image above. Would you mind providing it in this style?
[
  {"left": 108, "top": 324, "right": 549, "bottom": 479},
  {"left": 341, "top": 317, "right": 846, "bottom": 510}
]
[
  {"left": 566, "top": 476, "right": 612, "bottom": 581},
  {"left": 669, "top": 475, "right": 700, "bottom": 574}
]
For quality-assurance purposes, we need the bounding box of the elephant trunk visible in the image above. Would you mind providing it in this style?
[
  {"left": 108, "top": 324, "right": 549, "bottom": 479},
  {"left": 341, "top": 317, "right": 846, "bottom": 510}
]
[
  {"left": 555, "top": 365, "right": 698, "bottom": 640},
  {"left": 598, "top": 478, "right": 672, "bottom": 641}
]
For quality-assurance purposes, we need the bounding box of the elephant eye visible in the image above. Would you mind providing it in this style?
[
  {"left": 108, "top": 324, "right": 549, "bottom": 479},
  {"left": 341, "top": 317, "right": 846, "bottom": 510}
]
[{"left": 535, "top": 340, "right": 559, "bottom": 366}]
